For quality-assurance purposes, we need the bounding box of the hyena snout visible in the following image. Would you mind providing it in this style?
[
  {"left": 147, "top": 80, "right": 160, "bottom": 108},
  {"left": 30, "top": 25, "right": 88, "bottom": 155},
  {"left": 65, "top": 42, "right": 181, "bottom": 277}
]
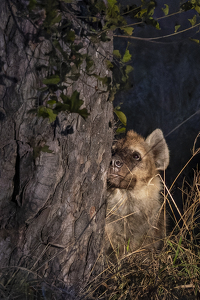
[
  {"left": 110, "top": 155, "right": 124, "bottom": 169},
  {"left": 108, "top": 153, "right": 134, "bottom": 189}
]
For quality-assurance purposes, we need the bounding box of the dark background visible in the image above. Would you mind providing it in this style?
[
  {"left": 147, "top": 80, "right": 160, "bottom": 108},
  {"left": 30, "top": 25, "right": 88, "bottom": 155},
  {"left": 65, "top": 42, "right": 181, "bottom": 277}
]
[{"left": 114, "top": 1, "right": 200, "bottom": 212}]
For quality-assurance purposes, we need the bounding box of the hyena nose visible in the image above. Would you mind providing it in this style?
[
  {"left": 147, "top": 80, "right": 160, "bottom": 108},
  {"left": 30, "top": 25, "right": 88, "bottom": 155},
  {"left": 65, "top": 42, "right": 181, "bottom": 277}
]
[{"left": 110, "top": 158, "right": 123, "bottom": 168}]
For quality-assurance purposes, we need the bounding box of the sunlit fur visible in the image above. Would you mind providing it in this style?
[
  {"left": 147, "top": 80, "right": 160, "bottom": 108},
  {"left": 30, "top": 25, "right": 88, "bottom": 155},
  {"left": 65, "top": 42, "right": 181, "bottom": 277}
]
[{"left": 106, "top": 129, "right": 169, "bottom": 258}]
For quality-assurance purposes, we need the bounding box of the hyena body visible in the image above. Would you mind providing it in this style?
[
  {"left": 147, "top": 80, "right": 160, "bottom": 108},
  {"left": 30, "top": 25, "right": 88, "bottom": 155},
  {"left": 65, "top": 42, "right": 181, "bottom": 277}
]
[{"left": 106, "top": 129, "right": 169, "bottom": 258}]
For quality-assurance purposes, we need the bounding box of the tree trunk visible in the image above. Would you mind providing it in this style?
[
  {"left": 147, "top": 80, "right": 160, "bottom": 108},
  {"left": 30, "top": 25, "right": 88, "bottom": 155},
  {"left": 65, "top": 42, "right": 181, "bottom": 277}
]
[{"left": 0, "top": 1, "right": 113, "bottom": 298}]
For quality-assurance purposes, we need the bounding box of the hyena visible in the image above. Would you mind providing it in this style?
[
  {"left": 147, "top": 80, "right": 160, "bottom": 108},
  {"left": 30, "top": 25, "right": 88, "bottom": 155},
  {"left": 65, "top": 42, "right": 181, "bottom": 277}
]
[{"left": 106, "top": 129, "right": 169, "bottom": 258}]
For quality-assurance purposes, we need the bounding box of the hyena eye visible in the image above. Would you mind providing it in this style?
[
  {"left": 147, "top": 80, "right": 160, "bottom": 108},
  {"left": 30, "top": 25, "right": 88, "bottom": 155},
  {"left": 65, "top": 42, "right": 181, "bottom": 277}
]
[
  {"left": 132, "top": 151, "right": 141, "bottom": 161},
  {"left": 115, "top": 160, "right": 123, "bottom": 168}
]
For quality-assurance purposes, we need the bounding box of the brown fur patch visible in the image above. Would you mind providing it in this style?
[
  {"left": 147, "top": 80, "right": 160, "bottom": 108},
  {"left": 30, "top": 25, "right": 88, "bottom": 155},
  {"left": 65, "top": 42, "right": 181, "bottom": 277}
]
[{"left": 106, "top": 129, "right": 169, "bottom": 259}]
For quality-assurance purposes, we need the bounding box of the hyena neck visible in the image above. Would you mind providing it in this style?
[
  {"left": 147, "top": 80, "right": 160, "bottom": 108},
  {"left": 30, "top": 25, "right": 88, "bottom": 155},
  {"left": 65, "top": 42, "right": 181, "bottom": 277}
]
[
  {"left": 132, "top": 174, "right": 162, "bottom": 202},
  {"left": 107, "top": 175, "right": 162, "bottom": 211}
]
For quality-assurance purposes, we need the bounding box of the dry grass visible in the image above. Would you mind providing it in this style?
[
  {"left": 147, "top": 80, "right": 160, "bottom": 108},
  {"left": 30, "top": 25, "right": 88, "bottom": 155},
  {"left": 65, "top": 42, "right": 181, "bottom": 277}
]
[
  {"left": 83, "top": 156, "right": 200, "bottom": 299},
  {"left": 1, "top": 144, "right": 200, "bottom": 300},
  {"left": 1, "top": 173, "right": 200, "bottom": 299}
]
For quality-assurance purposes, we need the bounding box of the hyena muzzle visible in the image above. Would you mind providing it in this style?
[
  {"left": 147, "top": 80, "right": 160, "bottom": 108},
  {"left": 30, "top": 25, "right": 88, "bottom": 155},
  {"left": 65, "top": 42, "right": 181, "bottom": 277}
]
[{"left": 105, "top": 129, "right": 169, "bottom": 258}]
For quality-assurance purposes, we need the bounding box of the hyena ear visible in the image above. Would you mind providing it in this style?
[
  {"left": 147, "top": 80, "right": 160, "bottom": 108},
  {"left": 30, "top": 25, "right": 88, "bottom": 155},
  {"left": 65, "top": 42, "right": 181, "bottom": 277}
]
[{"left": 146, "top": 129, "right": 169, "bottom": 170}]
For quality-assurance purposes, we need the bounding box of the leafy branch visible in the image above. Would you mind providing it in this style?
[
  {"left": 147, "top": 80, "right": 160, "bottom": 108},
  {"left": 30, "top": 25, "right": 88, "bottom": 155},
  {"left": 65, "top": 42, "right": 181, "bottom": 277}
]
[{"left": 23, "top": 0, "right": 200, "bottom": 128}]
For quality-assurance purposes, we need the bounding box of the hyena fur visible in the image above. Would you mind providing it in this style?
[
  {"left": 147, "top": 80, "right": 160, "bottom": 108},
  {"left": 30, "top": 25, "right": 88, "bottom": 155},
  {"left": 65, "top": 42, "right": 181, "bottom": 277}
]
[{"left": 106, "top": 129, "right": 169, "bottom": 258}]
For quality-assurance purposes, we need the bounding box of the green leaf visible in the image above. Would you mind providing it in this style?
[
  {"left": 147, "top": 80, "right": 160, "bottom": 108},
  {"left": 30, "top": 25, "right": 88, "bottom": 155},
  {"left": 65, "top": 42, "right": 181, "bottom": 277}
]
[
  {"left": 51, "top": 13, "right": 62, "bottom": 26},
  {"left": 60, "top": 91, "right": 89, "bottom": 119},
  {"left": 114, "top": 109, "right": 127, "bottom": 126},
  {"left": 106, "top": 60, "right": 114, "bottom": 69},
  {"left": 107, "top": 0, "right": 120, "bottom": 14},
  {"left": 86, "top": 56, "right": 94, "bottom": 72},
  {"left": 148, "top": 17, "right": 161, "bottom": 30},
  {"left": 109, "top": 24, "right": 118, "bottom": 30},
  {"left": 38, "top": 107, "right": 57, "bottom": 123},
  {"left": 135, "top": 8, "right": 147, "bottom": 18},
  {"left": 195, "top": 5, "right": 200, "bottom": 13},
  {"left": 105, "top": 0, "right": 126, "bottom": 28},
  {"left": 180, "top": 2, "right": 193, "bottom": 11},
  {"left": 67, "top": 74, "right": 80, "bottom": 81},
  {"left": 62, "top": 0, "right": 72, "bottom": 2},
  {"left": 113, "top": 50, "right": 121, "bottom": 59},
  {"left": 122, "top": 49, "right": 132, "bottom": 63},
  {"left": 95, "top": 0, "right": 107, "bottom": 12},
  {"left": 174, "top": 24, "right": 181, "bottom": 33},
  {"left": 41, "top": 145, "right": 53, "bottom": 153},
  {"left": 38, "top": 107, "right": 49, "bottom": 119},
  {"left": 70, "top": 91, "right": 83, "bottom": 111},
  {"left": 90, "top": 35, "right": 100, "bottom": 43},
  {"left": 53, "top": 39, "right": 64, "bottom": 54},
  {"left": 115, "top": 105, "right": 121, "bottom": 110},
  {"left": 122, "top": 27, "right": 134, "bottom": 35},
  {"left": 188, "top": 15, "right": 197, "bottom": 26},
  {"left": 109, "top": 86, "right": 117, "bottom": 102},
  {"left": 78, "top": 108, "right": 90, "bottom": 120},
  {"left": 33, "top": 144, "right": 53, "bottom": 159},
  {"left": 93, "top": 75, "right": 111, "bottom": 86},
  {"left": 190, "top": 38, "right": 200, "bottom": 44},
  {"left": 47, "top": 99, "right": 57, "bottom": 108},
  {"left": 126, "top": 238, "right": 130, "bottom": 252},
  {"left": 116, "top": 127, "right": 126, "bottom": 134},
  {"left": 121, "top": 75, "right": 127, "bottom": 82},
  {"left": 74, "top": 43, "right": 84, "bottom": 52},
  {"left": 167, "top": 240, "right": 174, "bottom": 249},
  {"left": 155, "top": 21, "right": 161, "bottom": 30},
  {"left": 107, "top": 0, "right": 118, "bottom": 6},
  {"left": 60, "top": 93, "right": 69, "bottom": 104},
  {"left": 28, "top": 0, "right": 37, "bottom": 10},
  {"left": 162, "top": 4, "right": 169, "bottom": 16},
  {"left": 46, "top": 108, "right": 57, "bottom": 123},
  {"left": 43, "top": 75, "right": 60, "bottom": 85},
  {"left": 89, "top": 16, "right": 98, "bottom": 22},
  {"left": 54, "top": 102, "right": 70, "bottom": 114},
  {"left": 37, "top": 86, "right": 49, "bottom": 92},
  {"left": 100, "top": 32, "right": 111, "bottom": 42},
  {"left": 60, "top": 62, "right": 71, "bottom": 80},
  {"left": 125, "top": 65, "right": 133, "bottom": 75},
  {"left": 173, "top": 236, "right": 182, "bottom": 265},
  {"left": 28, "top": 108, "right": 37, "bottom": 115},
  {"left": 148, "top": 7, "right": 155, "bottom": 17},
  {"left": 66, "top": 30, "right": 75, "bottom": 43}
]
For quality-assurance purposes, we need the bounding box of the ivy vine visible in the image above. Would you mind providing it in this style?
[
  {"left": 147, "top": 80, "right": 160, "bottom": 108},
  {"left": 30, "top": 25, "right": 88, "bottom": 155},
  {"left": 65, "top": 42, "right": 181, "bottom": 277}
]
[{"left": 21, "top": 0, "right": 200, "bottom": 129}]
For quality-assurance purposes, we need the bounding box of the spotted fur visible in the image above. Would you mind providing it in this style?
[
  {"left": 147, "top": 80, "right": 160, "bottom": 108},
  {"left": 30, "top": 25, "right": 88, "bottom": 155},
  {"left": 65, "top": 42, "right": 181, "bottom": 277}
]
[{"left": 106, "top": 129, "right": 169, "bottom": 258}]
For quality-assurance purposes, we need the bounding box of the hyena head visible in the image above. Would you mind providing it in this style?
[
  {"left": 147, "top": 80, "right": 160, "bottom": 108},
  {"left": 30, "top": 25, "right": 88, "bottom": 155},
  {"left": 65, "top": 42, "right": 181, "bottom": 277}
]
[{"left": 108, "top": 129, "right": 169, "bottom": 190}]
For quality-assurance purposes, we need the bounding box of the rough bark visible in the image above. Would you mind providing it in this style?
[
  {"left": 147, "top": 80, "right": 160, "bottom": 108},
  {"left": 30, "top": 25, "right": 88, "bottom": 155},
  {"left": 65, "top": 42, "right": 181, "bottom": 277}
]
[{"left": 0, "top": 1, "right": 113, "bottom": 298}]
